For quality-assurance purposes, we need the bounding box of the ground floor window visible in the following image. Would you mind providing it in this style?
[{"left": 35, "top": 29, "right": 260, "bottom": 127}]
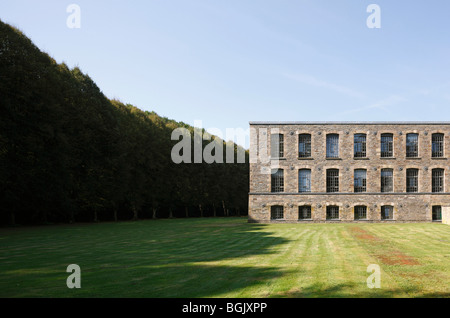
[
  {"left": 271, "top": 206, "right": 284, "bottom": 220},
  {"left": 326, "top": 206, "right": 339, "bottom": 220},
  {"left": 298, "top": 206, "right": 312, "bottom": 220},
  {"left": 432, "top": 206, "right": 442, "bottom": 221},
  {"left": 354, "top": 206, "right": 367, "bottom": 220},
  {"left": 381, "top": 206, "right": 393, "bottom": 220}
]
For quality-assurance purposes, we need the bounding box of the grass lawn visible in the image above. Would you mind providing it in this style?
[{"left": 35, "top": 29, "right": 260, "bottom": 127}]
[{"left": 0, "top": 218, "right": 449, "bottom": 298}]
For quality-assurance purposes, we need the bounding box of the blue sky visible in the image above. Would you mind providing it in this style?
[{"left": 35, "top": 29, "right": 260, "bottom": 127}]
[{"left": 1, "top": 1, "right": 450, "bottom": 148}]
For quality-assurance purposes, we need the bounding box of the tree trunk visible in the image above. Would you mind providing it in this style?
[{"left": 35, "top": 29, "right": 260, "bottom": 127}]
[
  {"left": 169, "top": 208, "right": 174, "bottom": 219},
  {"left": 199, "top": 204, "right": 203, "bottom": 218},
  {"left": 113, "top": 207, "right": 118, "bottom": 222},
  {"left": 152, "top": 207, "right": 157, "bottom": 219},
  {"left": 222, "top": 201, "right": 226, "bottom": 216},
  {"left": 10, "top": 211, "right": 15, "bottom": 226},
  {"left": 185, "top": 206, "right": 189, "bottom": 218},
  {"left": 132, "top": 205, "right": 138, "bottom": 221}
]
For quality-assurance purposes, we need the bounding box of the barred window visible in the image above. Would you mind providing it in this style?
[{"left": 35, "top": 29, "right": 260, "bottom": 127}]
[
  {"left": 432, "top": 133, "right": 444, "bottom": 158},
  {"left": 271, "top": 206, "right": 284, "bottom": 220},
  {"left": 381, "top": 168, "right": 394, "bottom": 193},
  {"left": 299, "top": 206, "right": 312, "bottom": 220},
  {"left": 271, "top": 169, "right": 284, "bottom": 193},
  {"left": 381, "top": 206, "right": 393, "bottom": 220},
  {"left": 432, "top": 168, "right": 444, "bottom": 193},
  {"left": 326, "top": 206, "right": 339, "bottom": 220},
  {"left": 270, "top": 134, "right": 284, "bottom": 158},
  {"left": 406, "top": 133, "right": 419, "bottom": 158},
  {"left": 326, "top": 169, "right": 339, "bottom": 193},
  {"left": 298, "top": 169, "right": 311, "bottom": 193},
  {"left": 354, "top": 134, "right": 367, "bottom": 158},
  {"left": 406, "top": 168, "right": 419, "bottom": 193},
  {"left": 354, "top": 169, "right": 367, "bottom": 193},
  {"left": 381, "top": 133, "right": 393, "bottom": 157},
  {"left": 299, "top": 134, "right": 312, "bottom": 158},
  {"left": 354, "top": 206, "right": 367, "bottom": 220},
  {"left": 326, "top": 134, "right": 339, "bottom": 158},
  {"left": 432, "top": 206, "right": 442, "bottom": 221}
]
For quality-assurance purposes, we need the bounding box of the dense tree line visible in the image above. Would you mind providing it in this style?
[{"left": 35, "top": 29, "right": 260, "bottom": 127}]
[{"left": 0, "top": 21, "right": 249, "bottom": 225}]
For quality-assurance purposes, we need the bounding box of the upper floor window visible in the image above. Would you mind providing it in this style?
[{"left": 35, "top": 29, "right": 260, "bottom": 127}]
[
  {"left": 298, "top": 134, "right": 312, "bottom": 158},
  {"left": 326, "top": 134, "right": 339, "bottom": 158},
  {"left": 406, "top": 168, "right": 419, "bottom": 193},
  {"left": 271, "top": 169, "right": 284, "bottom": 193},
  {"left": 432, "top": 168, "right": 444, "bottom": 193},
  {"left": 270, "top": 134, "right": 284, "bottom": 158},
  {"left": 354, "top": 134, "right": 367, "bottom": 158},
  {"left": 381, "top": 133, "right": 394, "bottom": 158},
  {"left": 354, "top": 169, "right": 367, "bottom": 193},
  {"left": 432, "top": 133, "right": 444, "bottom": 158},
  {"left": 406, "top": 133, "right": 419, "bottom": 158},
  {"left": 326, "top": 169, "right": 339, "bottom": 193},
  {"left": 381, "top": 168, "right": 394, "bottom": 193},
  {"left": 298, "top": 169, "right": 311, "bottom": 193}
]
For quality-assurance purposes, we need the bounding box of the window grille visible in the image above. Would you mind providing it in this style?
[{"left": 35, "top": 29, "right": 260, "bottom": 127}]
[
  {"left": 354, "top": 134, "right": 367, "bottom": 158},
  {"left": 381, "top": 133, "right": 393, "bottom": 157},
  {"left": 326, "top": 134, "right": 339, "bottom": 158},
  {"left": 432, "top": 206, "right": 442, "bottom": 221},
  {"left": 271, "top": 206, "right": 284, "bottom": 220},
  {"left": 271, "top": 169, "right": 284, "bottom": 193},
  {"left": 354, "top": 169, "right": 367, "bottom": 193},
  {"left": 298, "top": 169, "right": 311, "bottom": 193},
  {"left": 406, "top": 133, "right": 419, "bottom": 158},
  {"left": 406, "top": 169, "right": 419, "bottom": 192},
  {"left": 381, "top": 169, "right": 394, "bottom": 193},
  {"left": 270, "top": 134, "right": 284, "bottom": 158},
  {"left": 298, "top": 206, "right": 312, "bottom": 220},
  {"left": 326, "top": 169, "right": 339, "bottom": 193},
  {"left": 432, "top": 168, "right": 444, "bottom": 193},
  {"left": 326, "top": 206, "right": 339, "bottom": 220},
  {"left": 354, "top": 206, "right": 367, "bottom": 220},
  {"left": 381, "top": 206, "right": 393, "bottom": 220},
  {"left": 299, "top": 134, "right": 312, "bottom": 158},
  {"left": 432, "top": 133, "right": 444, "bottom": 158}
]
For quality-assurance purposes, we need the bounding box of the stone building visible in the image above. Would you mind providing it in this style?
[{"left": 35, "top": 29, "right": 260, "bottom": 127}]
[{"left": 248, "top": 122, "right": 450, "bottom": 223}]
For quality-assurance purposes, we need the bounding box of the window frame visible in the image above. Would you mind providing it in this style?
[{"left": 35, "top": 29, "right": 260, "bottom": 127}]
[
  {"left": 432, "top": 168, "right": 444, "bottom": 193},
  {"left": 380, "top": 133, "right": 394, "bottom": 158},
  {"left": 271, "top": 169, "right": 284, "bottom": 193},
  {"left": 326, "top": 134, "right": 340, "bottom": 159},
  {"left": 406, "top": 168, "right": 419, "bottom": 193},
  {"left": 270, "top": 134, "right": 284, "bottom": 158},
  {"left": 381, "top": 205, "right": 394, "bottom": 220},
  {"left": 326, "top": 169, "right": 339, "bottom": 193},
  {"left": 298, "top": 134, "right": 312, "bottom": 158},
  {"left": 298, "top": 205, "right": 312, "bottom": 220},
  {"left": 406, "top": 133, "right": 419, "bottom": 158},
  {"left": 354, "top": 133, "right": 367, "bottom": 158},
  {"left": 298, "top": 169, "right": 312, "bottom": 193},
  {"left": 271, "top": 205, "right": 284, "bottom": 220},
  {"left": 354, "top": 206, "right": 367, "bottom": 220},
  {"left": 354, "top": 169, "right": 367, "bottom": 193},
  {"left": 326, "top": 206, "right": 340, "bottom": 220},
  {"left": 432, "top": 133, "right": 444, "bottom": 158},
  {"left": 381, "top": 168, "right": 394, "bottom": 193}
]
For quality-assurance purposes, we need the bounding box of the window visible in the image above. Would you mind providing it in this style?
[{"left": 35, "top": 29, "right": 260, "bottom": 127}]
[
  {"left": 406, "top": 169, "right": 419, "bottom": 193},
  {"left": 298, "top": 169, "right": 311, "bottom": 193},
  {"left": 381, "top": 133, "right": 393, "bottom": 157},
  {"left": 432, "top": 133, "right": 444, "bottom": 158},
  {"left": 299, "top": 134, "right": 312, "bottom": 158},
  {"left": 326, "top": 206, "right": 339, "bottom": 220},
  {"left": 354, "top": 206, "right": 367, "bottom": 220},
  {"left": 354, "top": 134, "right": 367, "bottom": 158},
  {"left": 432, "top": 168, "right": 444, "bottom": 193},
  {"left": 271, "top": 206, "right": 284, "bottom": 220},
  {"left": 326, "top": 169, "right": 339, "bottom": 193},
  {"left": 381, "top": 206, "right": 393, "bottom": 220},
  {"left": 381, "top": 168, "right": 394, "bottom": 193},
  {"left": 271, "top": 169, "right": 284, "bottom": 193},
  {"left": 406, "top": 133, "right": 419, "bottom": 158},
  {"left": 326, "top": 134, "right": 339, "bottom": 158},
  {"left": 432, "top": 206, "right": 442, "bottom": 221},
  {"left": 299, "top": 206, "right": 312, "bottom": 220},
  {"left": 270, "top": 134, "right": 284, "bottom": 158},
  {"left": 354, "top": 169, "right": 367, "bottom": 193}
]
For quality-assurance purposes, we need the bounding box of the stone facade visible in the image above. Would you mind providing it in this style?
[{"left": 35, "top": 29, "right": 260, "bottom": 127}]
[{"left": 249, "top": 122, "right": 450, "bottom": 223}]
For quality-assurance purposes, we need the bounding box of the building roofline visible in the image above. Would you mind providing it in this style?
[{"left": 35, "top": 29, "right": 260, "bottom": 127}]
[{"left": 249, "top": 121, "right": 450, "bottom": 125}]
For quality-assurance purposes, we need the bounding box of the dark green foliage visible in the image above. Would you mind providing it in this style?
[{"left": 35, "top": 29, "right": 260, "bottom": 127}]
[{"left": 0, "top": 21, "right": 249, "bottom": 225}]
